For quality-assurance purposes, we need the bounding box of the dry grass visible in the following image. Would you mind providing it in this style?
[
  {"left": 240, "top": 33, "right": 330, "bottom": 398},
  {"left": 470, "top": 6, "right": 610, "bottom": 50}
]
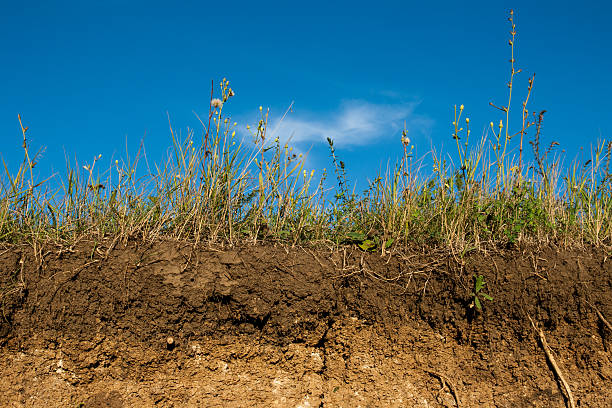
[{"left": 1, "top": 10, "right": 610, "bottom": 252}]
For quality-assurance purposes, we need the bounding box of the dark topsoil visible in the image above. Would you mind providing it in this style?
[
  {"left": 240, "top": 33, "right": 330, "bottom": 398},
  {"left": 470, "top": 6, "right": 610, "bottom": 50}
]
[{"left": 0, "top": 239, "right": 610, "bottom": 407}]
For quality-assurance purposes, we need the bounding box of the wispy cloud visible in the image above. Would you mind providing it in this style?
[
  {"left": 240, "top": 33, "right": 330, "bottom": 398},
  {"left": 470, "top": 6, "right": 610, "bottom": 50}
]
[{"left": 267, "top": 99, "right": 433, "bottom": 148}]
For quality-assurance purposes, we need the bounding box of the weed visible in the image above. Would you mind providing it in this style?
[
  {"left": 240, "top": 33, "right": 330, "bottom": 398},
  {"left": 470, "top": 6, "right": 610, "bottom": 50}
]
[
  {"left": 470, "top": 275, "right": 493, "bottom": 312},
  {"left": 344, "top": 231, "right": 394, "bottom": 252}
]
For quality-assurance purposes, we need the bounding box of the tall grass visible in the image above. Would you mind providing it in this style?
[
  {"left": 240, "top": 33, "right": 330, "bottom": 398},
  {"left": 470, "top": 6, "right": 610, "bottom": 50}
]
[{"left": 1, "top": 10, "right": 610, "bottom": 251}]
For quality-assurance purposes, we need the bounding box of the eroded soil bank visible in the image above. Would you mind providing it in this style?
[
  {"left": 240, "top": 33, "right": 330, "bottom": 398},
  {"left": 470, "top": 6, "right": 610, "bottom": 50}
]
[{"left": 0, "top": 240, "right": 610, "bottom": 407}]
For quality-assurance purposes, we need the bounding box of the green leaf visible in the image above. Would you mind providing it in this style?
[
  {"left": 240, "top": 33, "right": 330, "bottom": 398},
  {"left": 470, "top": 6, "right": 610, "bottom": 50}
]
[
  {"left": 474, "top": 296, "right": 482, "bottom": 310},
  {"left": 385, "top": 238, "right": 394, "bottom": 249},
  {"left": 358, "top": 239, "right": 375, "bottom": 251},
  {"left": 346, "top": 232, "right": 366, "bottom": 241},
  {"left": 474, "top": 275, "right": 485, "bottom": 293},
  {"left": 482, "top": 293, "right": 493, "bottom": 301}
]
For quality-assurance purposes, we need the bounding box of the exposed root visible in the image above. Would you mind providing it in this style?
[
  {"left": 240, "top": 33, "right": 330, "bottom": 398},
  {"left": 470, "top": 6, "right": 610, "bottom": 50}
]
[
  {"left": 587, "top": 301, "right": 612, "bottom": 332},
  {"left": 425, "top": 369, "right": 461, "bottom": 408},
  {"left": 527, "top": 314, "right": 576, "bottom": 408}
]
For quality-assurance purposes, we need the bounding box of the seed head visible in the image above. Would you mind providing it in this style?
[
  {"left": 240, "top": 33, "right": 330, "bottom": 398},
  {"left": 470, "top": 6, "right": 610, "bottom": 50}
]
[{"left": 211, "top": 98, "right": 223, "bottom": 109}]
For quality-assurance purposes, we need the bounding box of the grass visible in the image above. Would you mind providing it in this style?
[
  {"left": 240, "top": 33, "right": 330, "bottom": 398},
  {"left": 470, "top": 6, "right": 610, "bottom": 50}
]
[{"left": 1, "top": 10, "right": 610, "bottom": 252}]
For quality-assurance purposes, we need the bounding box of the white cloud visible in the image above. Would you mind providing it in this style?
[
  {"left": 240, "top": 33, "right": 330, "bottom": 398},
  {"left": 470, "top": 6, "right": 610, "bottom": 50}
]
[{"left": 267, "top": 99, "right": 433, "bottom": 148}]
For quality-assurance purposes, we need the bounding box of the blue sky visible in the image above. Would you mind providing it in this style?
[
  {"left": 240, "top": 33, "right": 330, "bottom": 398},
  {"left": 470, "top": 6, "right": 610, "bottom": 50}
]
[{"left": 1, "top": 0, "right": 610, "bottom": 191}]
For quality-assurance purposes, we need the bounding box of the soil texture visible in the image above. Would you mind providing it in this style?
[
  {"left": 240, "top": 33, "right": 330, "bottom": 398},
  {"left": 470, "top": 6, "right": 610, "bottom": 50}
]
[{"left": 0, "top": 239, "right": 610, "bottom": 407}]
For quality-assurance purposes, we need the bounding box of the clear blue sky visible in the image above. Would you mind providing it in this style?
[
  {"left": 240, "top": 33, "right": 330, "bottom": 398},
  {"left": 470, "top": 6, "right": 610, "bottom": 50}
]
[{"left": 1, "top": 0, "right": 610, "bottom": 190}]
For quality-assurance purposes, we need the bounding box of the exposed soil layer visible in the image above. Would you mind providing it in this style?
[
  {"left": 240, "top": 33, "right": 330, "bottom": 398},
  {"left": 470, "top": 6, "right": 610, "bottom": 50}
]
[{"left": 0, "top": 239, "right": 610, "bottom": 407}]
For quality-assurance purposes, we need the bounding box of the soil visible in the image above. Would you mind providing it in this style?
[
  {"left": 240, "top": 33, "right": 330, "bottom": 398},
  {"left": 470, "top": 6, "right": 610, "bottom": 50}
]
[{"left": 0, "top": 239, "right": 610, "bottom": 407}]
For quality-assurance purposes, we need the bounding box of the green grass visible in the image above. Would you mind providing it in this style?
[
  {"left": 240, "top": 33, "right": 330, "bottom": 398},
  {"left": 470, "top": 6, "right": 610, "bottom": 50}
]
[{"left": 1, "top": 10, "right": 611, "bottom": 251}]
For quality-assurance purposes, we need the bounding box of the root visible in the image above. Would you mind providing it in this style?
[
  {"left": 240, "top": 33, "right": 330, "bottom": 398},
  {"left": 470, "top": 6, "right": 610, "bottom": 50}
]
[
  {"left": 527, "top": 314, "right": 576, "bottom": 408},
  {"left": 587, "top": 301, "right": 612, "bottom": 332},
  {"left": 425, "top": 370, "right": 461, "bottom": 408}
]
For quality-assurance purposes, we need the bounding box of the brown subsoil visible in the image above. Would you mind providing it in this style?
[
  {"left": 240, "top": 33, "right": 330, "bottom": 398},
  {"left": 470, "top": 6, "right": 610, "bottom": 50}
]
[{"left": 0, "top": 239, "right": 610, "bottom": 407}]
